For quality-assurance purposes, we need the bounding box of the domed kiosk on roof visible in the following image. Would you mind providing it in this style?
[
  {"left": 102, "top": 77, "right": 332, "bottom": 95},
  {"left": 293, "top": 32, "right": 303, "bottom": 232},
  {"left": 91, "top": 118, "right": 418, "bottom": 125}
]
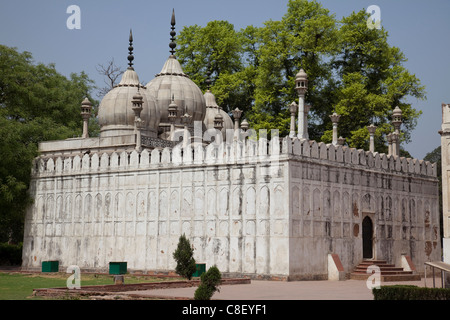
[
  {"left": 146, "top": 10, "right": 206, "bottom": 139},
  {"left": 203, "top": 89, "right": 233, "bottom": 139}
]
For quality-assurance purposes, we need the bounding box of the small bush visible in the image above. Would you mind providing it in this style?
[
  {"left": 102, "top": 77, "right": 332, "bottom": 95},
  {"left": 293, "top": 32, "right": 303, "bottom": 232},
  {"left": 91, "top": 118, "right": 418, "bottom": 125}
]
[
  {"left": 194, "top": 265, "right": 222, "bottom": 300},
  {"left": 172, "top": 234, "right": 196, "bottom": 280},
  {"left": 0, "top": 242, "right": 22, "bottom": 265},
  {"left": 373, "top": 285, "right": 450, "bottom": 300}
]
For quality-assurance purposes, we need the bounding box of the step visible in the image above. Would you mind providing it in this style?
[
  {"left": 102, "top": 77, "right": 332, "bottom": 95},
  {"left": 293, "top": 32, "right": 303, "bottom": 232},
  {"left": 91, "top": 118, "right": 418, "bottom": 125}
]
[
  {"left": 350, "top": 273, "right": 421, "bottom": 281},
  {"left": 352, "top": 270, "right": 414, "bottom": 275},
  {"left": 354, "top": 266, "right": 404, "bottom": 272},
  {"left": 358, "top": 261, "right": 392, "bottom": 266},
  {"left": 359, "top": 261, "right": 393, "bottom": 266},
  {"left": 361, "top": 259, "right": 388, "bottom": 264},
  {"left": 382, "top": 274, "right": 421, "bottom": 282},
  {"left": 350, "top": 273, "right": 375, "bottom": 280},
  {"left": 350, "top": 259, "right": 421, "bottom": 282}
]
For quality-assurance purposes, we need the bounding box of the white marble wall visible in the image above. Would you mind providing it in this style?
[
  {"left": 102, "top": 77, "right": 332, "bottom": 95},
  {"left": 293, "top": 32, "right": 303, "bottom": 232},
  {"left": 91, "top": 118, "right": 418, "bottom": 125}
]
[
  {"left": 23, "top": 141, "right": 290, "bottom": 276},
  {"left": 287, "top": 159, "right": 440, "bottom": 279},
  {"left": 22, "top": 137, "right": 441, "bottom": 279}
]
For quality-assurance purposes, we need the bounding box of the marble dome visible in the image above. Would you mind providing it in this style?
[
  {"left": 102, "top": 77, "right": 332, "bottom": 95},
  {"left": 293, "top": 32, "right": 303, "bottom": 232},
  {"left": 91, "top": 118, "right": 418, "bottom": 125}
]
[
  {"left": 146, "top": 56, "right": 206, "bottom": 134},
  {"left": 98, "top": 67, "right": 160, "bottom": 138}
]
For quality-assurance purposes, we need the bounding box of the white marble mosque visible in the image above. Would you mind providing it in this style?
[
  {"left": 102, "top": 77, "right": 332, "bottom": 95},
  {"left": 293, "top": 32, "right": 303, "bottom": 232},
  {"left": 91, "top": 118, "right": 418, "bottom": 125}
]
[{"left": 21, "top": 11, "right": 444, "bottom": 280}]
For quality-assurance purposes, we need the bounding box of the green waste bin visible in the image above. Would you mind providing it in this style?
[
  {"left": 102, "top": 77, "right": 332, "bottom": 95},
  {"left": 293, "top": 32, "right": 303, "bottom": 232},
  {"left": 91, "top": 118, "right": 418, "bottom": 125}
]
[
  {"left": 192, "top": 263, "right": 206, "bottom": 277},
  {"left": 109, "top": 262, "right": 127, "bottom": 275},
  {"left": 42, "top": 261, "right": 59, "bottom": 273}
]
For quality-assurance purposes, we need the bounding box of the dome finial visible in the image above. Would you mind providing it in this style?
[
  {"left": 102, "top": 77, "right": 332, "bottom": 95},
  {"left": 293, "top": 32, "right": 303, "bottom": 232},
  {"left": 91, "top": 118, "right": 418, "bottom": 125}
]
[
  {"left": 169, "top": 9, "right": 176, "bottom": 56},
  {"left": 128, "top": 29, "right": 134, "bottom": 69}
]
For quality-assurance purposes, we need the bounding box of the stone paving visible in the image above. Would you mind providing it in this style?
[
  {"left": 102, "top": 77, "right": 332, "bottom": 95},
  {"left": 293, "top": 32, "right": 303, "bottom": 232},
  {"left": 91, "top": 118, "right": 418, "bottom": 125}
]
[{"left": 119, "top": 277, "right": 444, "bottom": 300}]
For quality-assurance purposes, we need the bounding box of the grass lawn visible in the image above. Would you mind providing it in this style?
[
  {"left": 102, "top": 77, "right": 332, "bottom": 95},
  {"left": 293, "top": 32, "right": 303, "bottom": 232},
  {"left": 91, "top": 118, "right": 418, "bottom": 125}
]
[{"left": 0, "top": 272, "right": 181, "bottom": 300}]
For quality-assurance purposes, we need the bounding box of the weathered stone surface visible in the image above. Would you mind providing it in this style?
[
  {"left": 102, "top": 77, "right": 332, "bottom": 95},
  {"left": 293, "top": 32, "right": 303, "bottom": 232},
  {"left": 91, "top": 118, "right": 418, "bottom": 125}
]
[
  {"left": 23, "top": 136, "right": 440, "bottom": 280},
  {"left": 440, "top": 103, "right": 450, "bottom": 284}
]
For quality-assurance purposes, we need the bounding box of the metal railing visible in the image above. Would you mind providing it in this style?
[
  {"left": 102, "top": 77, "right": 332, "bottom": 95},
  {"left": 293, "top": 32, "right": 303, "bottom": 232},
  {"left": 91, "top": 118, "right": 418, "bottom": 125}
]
[{"left": 424, "top": 261, "right": 450, "bottom": 288}]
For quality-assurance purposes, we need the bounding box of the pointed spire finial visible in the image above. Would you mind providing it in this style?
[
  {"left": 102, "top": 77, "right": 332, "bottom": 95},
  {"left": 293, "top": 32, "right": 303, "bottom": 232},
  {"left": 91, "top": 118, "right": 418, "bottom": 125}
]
[
  {"left": 169, "top": 9, "right": 176, "bottom": 56},
  {"left": 128, "top": 29, "right": 134, "bottom": 69},
  {"left": 171, "top": 8, "right": 176, "bottom": 26}
]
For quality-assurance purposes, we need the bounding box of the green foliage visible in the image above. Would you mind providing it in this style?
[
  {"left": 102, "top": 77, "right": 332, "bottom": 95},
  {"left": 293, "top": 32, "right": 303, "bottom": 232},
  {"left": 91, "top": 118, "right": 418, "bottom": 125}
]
[
  {"left": 177, "top": 21, "right": 249, "bottom": 114},
  {"left": 0, "top": 242, "right": 23, "bottom": 265},
  {"left": 0, "top": 45, "right": 97, "bottom": 243},
  {"left": 330, "top": 10, "right": 424, "bottom": 151},
  {"left": 373, "top": 285, "right": 450, "bottom": 300},
  {"left": 424, "top": 146, "right": 441, "bottom": 167},
  {"left": 194, "top": 265, "right": 222, "bottom": 300},
  {"left": 172, "top": 234, "right": 197, "bottom": 280},
  {"left": 0, "top": 272, "right": 177, "bottom": 300},
  {"left": 176, "top": 0, "right": 425, "bottom": 152}
]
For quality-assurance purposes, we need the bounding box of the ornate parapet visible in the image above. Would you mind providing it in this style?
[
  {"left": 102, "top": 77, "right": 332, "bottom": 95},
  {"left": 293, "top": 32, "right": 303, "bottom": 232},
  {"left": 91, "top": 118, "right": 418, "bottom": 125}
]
[
  {"left": 31, "top": 137, "right": 280, "bottom": 176},
  {"left": 282, "top": 137, "right": 437, "bottom": 178},
  {"left": 32, "top": 136, "right": 437, "bottom": 179}
]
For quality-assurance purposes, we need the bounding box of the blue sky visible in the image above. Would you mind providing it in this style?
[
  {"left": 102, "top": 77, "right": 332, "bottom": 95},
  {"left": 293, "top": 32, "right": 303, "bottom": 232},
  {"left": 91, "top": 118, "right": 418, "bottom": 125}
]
[{"left": 0, "top": 0, "right": 449, "bottom": 159}]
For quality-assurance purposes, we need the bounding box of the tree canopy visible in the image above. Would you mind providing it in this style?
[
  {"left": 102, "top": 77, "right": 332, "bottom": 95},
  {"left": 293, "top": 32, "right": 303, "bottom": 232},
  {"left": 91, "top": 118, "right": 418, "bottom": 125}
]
[
  {"left": 0, "top": 44, "right": 97, "bottom": 243},
  {"left": 176, "top": 0, "right": 425, "bottom": 153}
]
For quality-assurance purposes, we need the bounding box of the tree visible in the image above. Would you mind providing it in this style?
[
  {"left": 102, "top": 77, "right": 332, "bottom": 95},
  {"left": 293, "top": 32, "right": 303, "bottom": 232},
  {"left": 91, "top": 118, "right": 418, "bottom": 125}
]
[
  {"left": 194, "top": 265, "right": 222, "bottom": 300},
  {"left": 324, "top": 10, "right": 425, "bottom": 151},
  {"left": 96, "top": 58, "right": 124, "bottom": 97},
  {"left": 177, "top": 21, "right": 250, "bottom": 114},
  {"left": 0, "top": 45, "right": 97, "bottom": 243},
  {"left": 176, "top": 0, "right": 425, "bottom": 151},
  {"left": 172, "top": 234, "right": 197, "bottom": 280},
  {"left": 250, "top": 0, "right": 339, "bottom": 137}
]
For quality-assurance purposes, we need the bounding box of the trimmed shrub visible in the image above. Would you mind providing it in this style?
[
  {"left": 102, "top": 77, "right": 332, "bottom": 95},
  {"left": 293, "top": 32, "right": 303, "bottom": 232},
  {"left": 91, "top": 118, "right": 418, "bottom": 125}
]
[
  {"left": 373, "top": 285, "right": 450, "bottom": 300},
  {"left": 172, "top": 234, "right": 196, "bottom": 280},
  {"left": 194, "top": 265, "right": 222, "bottom": 300},
  {"left": 0, "top": 242, "right": 22, "bottom": 265}
]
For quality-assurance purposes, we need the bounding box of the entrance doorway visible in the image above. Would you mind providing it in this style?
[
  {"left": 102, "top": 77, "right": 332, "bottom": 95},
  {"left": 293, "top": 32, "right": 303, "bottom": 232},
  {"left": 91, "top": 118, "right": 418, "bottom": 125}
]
[{"left": 362, "top": 216, "right": 373, "bottom": 259}]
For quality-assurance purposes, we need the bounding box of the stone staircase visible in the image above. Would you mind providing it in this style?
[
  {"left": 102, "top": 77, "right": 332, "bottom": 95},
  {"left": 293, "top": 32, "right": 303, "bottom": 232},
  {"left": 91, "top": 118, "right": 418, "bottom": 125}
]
[{"left": 350, "top": 259, "right": 421, "bottom": 282}]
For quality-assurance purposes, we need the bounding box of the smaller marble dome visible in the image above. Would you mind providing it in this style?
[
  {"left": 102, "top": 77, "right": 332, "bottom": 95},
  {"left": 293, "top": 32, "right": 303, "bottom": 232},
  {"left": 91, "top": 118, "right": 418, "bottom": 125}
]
[
  {"left": 203, "top": 89, "right": 233, "bottom": 139},
  {"left": 295, "top": 68, "right": 308, "bottom": 94},
  {"left": 295, "top": 68, "right": 308, "bottom": 81},
  {"left": 98, "top": 30, "right": 159, "bottom": 138},
  {"left": 98, "top": 68, "right": 160, "bottom": 138},
  {"left": 147, "top": 56, "right": 206, "bottom": 131}
]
